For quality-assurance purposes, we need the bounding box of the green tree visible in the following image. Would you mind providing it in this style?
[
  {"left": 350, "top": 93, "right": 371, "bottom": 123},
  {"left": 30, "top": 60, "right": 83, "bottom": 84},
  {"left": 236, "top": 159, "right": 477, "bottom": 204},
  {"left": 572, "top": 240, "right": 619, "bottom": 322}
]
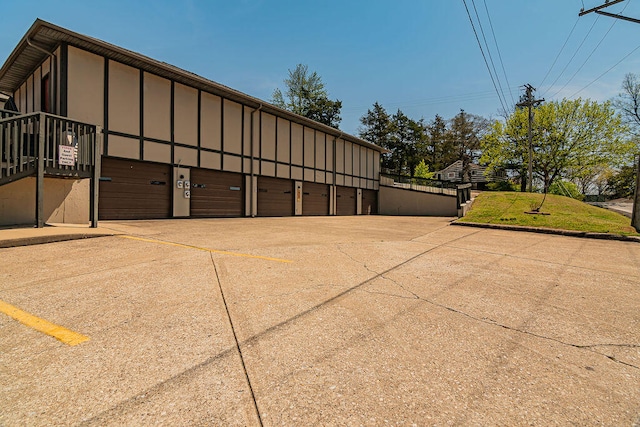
[
  {"left": 481, "top": 108, "right": 529, "bottom": 191},
  {"left": 413, "top": 159, "right": 434, "bottom": 179},
  {"left": 548, "top": 180, "right": 584, "bottom": 200},
  {"left": 272, "top": 64, "right": 342, "bottom": 128},
  {"left": 359, "top": 102, "right": 394, "bottom": 169},
  {"left": 482, "top": 99, "right": 632, "bottom": 192},
  {"left": 607, "top": 165, "right": 637, "bottom": 198},
  {"left": 447, "top": 110, "right": 488, "bottom": 182},
  {"left": 426, "top": 114, "right": 448, "bottom": 171},
  {"left": 389, "top": 110, "right": 430, "bottom": 176}
]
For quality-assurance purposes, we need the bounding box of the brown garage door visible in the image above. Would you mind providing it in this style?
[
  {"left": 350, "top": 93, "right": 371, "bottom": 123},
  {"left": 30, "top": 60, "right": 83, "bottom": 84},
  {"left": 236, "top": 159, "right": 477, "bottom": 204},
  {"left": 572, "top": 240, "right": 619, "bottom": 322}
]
[
  {"left": 362, "top": 189, "right": 378, "bottom": 215},
  {"left": 99, "top": 157, "right": 171, "bottom": 220},
  {"left": 336, "top": 186, "right": 357, "bottom": 216},
  {"left": 302, "top": 182, "right": 329, "bottom": 216},
  {"left": 190, "top": 169, "right": 243, "bottom": 217},
  {"left": 257, "top": 176, "right": 293, "bottom": 217}
]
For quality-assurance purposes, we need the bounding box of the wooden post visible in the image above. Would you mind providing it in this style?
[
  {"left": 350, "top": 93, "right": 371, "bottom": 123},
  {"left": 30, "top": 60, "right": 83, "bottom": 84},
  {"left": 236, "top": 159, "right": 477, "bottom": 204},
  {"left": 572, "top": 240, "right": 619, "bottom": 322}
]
[
  {"left": 90, "top": 126, "right": 102, "bottom": 228},
  {"left": 632, "top": 154, "right": 640, "bottom": 232},
  {"left": 35, "top": 113, "right": 45, "bottom": 228}
]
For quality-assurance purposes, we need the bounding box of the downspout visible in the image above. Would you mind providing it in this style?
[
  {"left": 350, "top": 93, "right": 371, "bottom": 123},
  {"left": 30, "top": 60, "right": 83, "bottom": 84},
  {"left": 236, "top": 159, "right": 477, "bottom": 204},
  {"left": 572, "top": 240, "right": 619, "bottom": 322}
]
[
  {"left": 332, "top": 131, "right": 342, "bottom": 215},
  {"left": 250, "top": 103, "right": 263, "bottom": 217},
  {"left": 26, "top": 37, "right": 56, "bottom": 114}
]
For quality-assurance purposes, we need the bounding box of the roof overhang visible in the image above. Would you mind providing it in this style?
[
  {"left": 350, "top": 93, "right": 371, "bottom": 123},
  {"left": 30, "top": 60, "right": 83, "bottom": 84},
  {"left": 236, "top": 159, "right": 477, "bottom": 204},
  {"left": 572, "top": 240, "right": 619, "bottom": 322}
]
[{"left": 0, "top": 19, "right": 385, "bottom": 152}]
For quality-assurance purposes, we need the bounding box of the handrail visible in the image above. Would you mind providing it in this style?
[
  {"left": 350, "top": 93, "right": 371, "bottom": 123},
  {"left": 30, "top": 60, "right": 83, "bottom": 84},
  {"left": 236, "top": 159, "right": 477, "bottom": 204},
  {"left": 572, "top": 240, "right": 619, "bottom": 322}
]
[
  {"left": 0, "top": 109, "right": 21, "bottom": 120},
  {"left": 1, "top": 112, "right": 99, "bottom": 183},
  {"left": 0, "top": 110, "right": 100, "bottom": 128}
]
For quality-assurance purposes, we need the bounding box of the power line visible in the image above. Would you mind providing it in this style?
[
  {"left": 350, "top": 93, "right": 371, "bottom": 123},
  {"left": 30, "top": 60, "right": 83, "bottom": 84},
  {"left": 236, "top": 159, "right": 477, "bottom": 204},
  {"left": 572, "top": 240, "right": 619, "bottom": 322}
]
[
  {"left": 541, "top": 14, "right": 600, "bottom": 97},
  {"left": 570, "top": 42, "right": 640, "bottom": 98},
  {"left": 483, "top": 0, "right": 515, "bottom": 106},
  {"left": 538, "top": 17, "right": 580, "bottom": 89},
  {"left": 548, "top": 0, "right": 631, "bottom": 99},
  {"left": 340, "top": 87, "right": 521, "bottom": 113},
  {"left": 462, "top": 0, "right": 508, "bottom": 113},
  {"left": 470, "top": 0, "right": 510, "bottom": 110}
]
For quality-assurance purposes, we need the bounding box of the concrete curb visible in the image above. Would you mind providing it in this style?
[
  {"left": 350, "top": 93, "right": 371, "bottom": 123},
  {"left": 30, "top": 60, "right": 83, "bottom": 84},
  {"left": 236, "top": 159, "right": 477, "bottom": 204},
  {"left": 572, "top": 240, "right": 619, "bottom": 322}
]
[
  {"left": 0, "top": 233, "right": 116, "bottom": 249},
  {"left": 451, "top": 220, "right": 640, "bottom": 243}
]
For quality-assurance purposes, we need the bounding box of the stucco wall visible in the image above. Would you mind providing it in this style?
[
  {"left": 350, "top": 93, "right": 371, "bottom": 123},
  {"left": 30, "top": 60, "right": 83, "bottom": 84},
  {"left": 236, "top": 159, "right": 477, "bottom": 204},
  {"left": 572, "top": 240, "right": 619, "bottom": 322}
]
[
  {"left": 37, "top": 43, "right": 380, "bottom": 202},
  {"left": 0, "top": 177, "right": 90, "bottom": 226},
  {"left": 379, "top": 186, "right": 458, "bottom": 217},
  {"left": 67, "top": 46, "right": 104, "bottom": 126}
]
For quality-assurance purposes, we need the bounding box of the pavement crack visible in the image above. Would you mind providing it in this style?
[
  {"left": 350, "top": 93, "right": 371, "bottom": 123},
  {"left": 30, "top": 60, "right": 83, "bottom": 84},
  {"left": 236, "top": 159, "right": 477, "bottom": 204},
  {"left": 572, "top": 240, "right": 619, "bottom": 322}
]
[
  {"left": 209, "top": 253, "right": 263, "bottom": 426},
  {"left": 233, "top": 283, "right": 345, "bottom": 302},
  {"left": 409, "top": 224, "right": 454, "bottom": 242},
  {"left": 336, "top": 244, "right": 380, "bottom": 276},
  {"left": 577, "top": 343, "right": 640, "bottom": 349},
  {"left": 446, "top": 244, "right": 640, "bottom": 281},
  {"left": 336, "top": 244, "right": 420, "bottom": 300},
  {"left": 397, "top": 289, "right": 640, "bottom": 371}
]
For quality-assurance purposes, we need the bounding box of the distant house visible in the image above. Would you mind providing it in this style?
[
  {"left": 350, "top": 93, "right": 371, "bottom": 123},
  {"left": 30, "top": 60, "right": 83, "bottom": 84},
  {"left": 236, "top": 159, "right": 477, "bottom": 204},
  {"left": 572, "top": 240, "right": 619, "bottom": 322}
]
[{"left": 435, "top": 160, "right": 503, "bottom": 189}]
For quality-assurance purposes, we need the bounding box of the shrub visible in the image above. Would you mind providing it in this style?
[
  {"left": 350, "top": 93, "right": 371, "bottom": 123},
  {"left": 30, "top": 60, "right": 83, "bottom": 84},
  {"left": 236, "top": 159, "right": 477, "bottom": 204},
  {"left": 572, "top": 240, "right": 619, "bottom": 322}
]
[
  {"left": 548, "top": 180, "right": 584, "bottom": 200},
  {"left": 486, "top": 181, "right": 518, "bottom": 191}
]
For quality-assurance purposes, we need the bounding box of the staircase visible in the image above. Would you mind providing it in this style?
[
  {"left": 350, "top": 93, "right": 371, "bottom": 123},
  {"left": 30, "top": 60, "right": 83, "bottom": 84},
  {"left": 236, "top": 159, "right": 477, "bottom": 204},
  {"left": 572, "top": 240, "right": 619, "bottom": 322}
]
[{"left": 1, "top": 109, "right": 102, "bottom": 227}]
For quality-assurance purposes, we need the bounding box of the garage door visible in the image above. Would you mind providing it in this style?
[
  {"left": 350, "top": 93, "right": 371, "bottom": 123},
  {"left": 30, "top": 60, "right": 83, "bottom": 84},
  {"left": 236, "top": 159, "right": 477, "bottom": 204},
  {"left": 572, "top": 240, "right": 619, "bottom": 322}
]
[
  {"left": 257, "top": 176, "right": 293, "bottom": 217},
  {"left": 190, "top": 169, "right": 243, "bottom": 217},
  {"left": 362, "top": 189, "right": 378, "bottom": 215},
  {"left": 336, "top": 186, "right": 357, "bottom": 216},
  {"left": 99, "top": 157, "right": 171, "bottom": 220},
  {"left": 302, "top": 182, "right": 329, "bottom": 216}
]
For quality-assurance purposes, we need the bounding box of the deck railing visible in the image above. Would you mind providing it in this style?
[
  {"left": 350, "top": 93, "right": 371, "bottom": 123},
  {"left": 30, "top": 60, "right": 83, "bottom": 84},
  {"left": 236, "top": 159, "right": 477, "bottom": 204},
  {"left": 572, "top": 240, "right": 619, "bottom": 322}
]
[
  {"left": 1, "top": 112, "right": 99, "bottom": 183},
  {"left": 0, "top": 111, "right": 102, "bottom": 227},
  {"left": 0, "top": 109, "right": 20, "bottom": 119}
]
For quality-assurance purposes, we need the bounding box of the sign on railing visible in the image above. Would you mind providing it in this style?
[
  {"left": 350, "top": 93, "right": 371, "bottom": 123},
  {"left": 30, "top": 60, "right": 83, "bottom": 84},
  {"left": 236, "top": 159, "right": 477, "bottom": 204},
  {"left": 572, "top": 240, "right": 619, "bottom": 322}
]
[{"left": 1, "top": 112, "right": 99, "bottom": 183}]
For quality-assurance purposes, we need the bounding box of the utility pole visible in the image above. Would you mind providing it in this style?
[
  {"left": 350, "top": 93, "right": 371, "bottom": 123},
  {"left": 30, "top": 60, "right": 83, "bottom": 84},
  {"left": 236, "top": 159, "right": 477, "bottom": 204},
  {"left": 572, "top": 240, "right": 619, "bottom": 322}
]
[
  {"left": 580, "top": 0, "right": 640, "bottom": 231},
  {"left": 516, "top": 84, "right": 544, "bottom": 192}
]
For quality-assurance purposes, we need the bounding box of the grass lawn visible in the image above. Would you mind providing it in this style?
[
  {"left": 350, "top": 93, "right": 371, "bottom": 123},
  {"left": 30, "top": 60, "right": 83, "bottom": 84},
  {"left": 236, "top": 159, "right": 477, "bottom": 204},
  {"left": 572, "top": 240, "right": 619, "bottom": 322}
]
[{"left": 458, "top": 191, "right": 639, "bottom": 235}]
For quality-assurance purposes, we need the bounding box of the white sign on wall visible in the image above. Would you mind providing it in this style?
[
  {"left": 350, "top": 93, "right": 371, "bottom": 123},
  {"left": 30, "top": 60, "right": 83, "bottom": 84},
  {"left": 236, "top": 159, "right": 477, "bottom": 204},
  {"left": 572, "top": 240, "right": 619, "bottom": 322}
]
[{"left": 58, "top": 145, "right": 76, "bottom": 166}]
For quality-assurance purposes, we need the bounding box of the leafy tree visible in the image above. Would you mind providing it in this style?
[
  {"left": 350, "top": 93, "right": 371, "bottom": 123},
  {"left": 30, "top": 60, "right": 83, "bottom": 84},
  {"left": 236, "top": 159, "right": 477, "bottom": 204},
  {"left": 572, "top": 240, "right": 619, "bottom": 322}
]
[
  {"left": 481, "top": 108, "right": 529, "bottom": 191},
  {"left": 388, "top": 109, "right": 415, "bottom": 175},
  {"left": 359, "top": 102, "right": 394, "bottom": 169},
  {"left": 482, "top": 99, "right": 632, "bottom": 192},
  {"left": 607, "top": 165, "right": 637, "bottom": 198},
  {"left": 272, "top": 64, "right": 342, "bottom": 128},
  {"left": 548, "top": 180, "right": 584, "bottom": 200},
  {"left": 358, "top": 104, "right": 428, "bottom": 176},
  {"left": 447, "top": 110, "right": 488, "bottom": 182},
  {"left": 413, "top": 159, "right": 434, "bottom": 179},
  {"left": 426, "top": 115, "right": 448, "bottom": 171}
]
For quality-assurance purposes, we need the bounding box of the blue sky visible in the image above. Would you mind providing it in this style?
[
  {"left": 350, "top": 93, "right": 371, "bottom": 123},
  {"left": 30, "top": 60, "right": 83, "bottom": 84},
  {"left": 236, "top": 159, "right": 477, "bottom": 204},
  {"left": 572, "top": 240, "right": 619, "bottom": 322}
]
[{"left": 2, "top": 1, "right": 640, "bottom": 136}]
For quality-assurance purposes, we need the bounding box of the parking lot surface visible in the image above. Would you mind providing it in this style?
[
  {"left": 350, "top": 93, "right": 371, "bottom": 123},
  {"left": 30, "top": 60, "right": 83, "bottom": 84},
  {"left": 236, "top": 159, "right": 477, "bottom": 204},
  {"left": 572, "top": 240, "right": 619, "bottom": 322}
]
[{"left": 1, "top": 216, "right": 639, "bottom": 426}]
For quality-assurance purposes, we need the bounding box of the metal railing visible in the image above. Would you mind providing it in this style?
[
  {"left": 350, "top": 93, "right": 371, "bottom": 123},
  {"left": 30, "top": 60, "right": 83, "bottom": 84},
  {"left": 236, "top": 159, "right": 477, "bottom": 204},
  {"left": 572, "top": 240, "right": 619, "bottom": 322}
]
[
  {"left": 1, "top": 112, "right": 99, "bottom": 184},
  {"left": 380, "top": 172, "right": 459, "bottom": 196},
  {"left": 380, "top": 172, "right": 473, "bottom": 210}
]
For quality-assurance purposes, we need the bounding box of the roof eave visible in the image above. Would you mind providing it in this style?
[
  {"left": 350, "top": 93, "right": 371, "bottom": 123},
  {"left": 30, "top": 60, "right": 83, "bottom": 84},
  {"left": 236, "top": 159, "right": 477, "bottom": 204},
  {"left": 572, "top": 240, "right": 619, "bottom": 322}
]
[{"left": 0, "top": 19, "right": 386, "bottom": 153}]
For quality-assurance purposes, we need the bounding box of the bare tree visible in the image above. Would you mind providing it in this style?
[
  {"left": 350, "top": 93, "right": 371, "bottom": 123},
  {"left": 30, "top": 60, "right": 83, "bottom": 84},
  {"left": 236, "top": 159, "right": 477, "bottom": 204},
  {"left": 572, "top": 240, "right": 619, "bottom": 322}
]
[{"left": 614, "top": 73, "right": 640, "bottom": 135}]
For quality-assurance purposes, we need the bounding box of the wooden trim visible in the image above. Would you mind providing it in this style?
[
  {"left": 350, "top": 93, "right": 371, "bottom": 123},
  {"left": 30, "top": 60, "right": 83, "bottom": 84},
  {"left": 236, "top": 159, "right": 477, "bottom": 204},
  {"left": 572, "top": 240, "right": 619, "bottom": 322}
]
[
  {"left": 103, "top": 57, "right": 109, "bottom": 155},
  {"left": 138, "top": 69, "right": 144, "bottom": 159},
  {"left": 60, "top": 43, "right": 68, "bottom": 116},
  {"left": 197, "top": 89, "right": 201, "bottom": 167},
  {"left": 170, "top": 80, "right": 174, "bottom": 164}
]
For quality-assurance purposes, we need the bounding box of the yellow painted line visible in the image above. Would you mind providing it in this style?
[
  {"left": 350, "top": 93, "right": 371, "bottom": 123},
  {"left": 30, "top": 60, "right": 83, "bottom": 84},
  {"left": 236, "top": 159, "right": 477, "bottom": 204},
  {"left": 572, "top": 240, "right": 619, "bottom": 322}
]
[
  {"left": 117, "top": 235, "right": 292, "bottom": 263},
  {"left": 0, "top": 300, "right": 89, "bottom": 346}
]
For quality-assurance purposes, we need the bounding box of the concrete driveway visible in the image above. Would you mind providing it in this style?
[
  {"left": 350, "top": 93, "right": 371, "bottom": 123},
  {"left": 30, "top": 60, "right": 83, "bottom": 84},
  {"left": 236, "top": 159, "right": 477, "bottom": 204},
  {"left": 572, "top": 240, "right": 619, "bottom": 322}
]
[{"left": 1, "top": 216, "right": 638, "bottom": 426}]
